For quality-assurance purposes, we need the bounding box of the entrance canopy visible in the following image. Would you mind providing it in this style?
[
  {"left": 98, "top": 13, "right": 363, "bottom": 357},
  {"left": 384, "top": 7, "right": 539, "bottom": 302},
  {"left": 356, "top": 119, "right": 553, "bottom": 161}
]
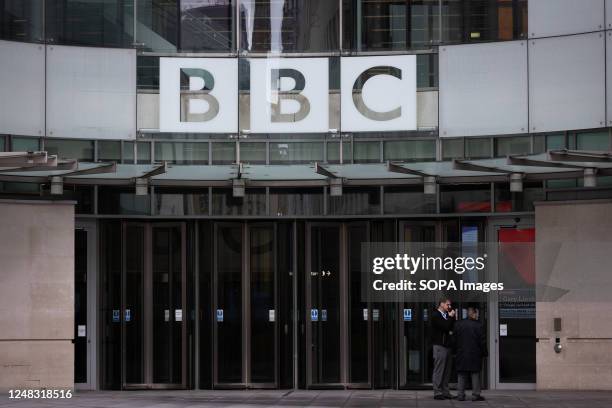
[{"left": 1, "top": 150, "right": 611, "bottom": 188}]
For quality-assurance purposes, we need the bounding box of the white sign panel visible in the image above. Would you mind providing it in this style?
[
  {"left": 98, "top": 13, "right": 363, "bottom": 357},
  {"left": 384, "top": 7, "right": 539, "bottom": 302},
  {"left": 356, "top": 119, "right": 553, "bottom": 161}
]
[
  {"left": 250, "top": 58, "right": 329, "bottom": 133},
  {"left": 500, "top": 324, "right": 508, "bottom": 337},
  {"left": 159, "top": 57, "right": 237, "bottom": 133},
  {"left": 341, "top": 55, "right": 417, "bottom": 132}
]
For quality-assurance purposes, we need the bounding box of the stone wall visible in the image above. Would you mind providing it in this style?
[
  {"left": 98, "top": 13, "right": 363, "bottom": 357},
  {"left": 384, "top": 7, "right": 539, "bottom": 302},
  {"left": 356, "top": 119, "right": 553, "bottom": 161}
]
[
  {"left": 0, "top": 200, "right": 74, "bottom": 390},
  {"left": 535, "top": 199, "right": 612, "bottom": 390}
]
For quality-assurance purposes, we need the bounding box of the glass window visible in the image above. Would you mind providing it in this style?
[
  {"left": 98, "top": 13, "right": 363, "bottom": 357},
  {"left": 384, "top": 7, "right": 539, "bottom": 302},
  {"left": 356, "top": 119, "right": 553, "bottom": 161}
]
[
  {"left": 327, "top": 141, "right": 352, "bottom": 164},
  {"left": 495, "top": 136, "right": 530, "bottom": 157},
  {"left": 42, "top": 184, "right": 94, "bottom": 214},
  {"left": 240, "top": 0, "right": 339, "bottom": 53},
  {"left": 179, "top": 0, "right": 234, "bottom": 52},
  {"left": 494, "top": 182, "right": 544, "bottom": 213},
  {"left": 576, "top": 130, "right": 610, "bottom": 151},
  {"left": 442, "top": 138, "right": 464, "bottom": 160},
  {"left": 329, "top": 186, "right": 380, "bottom": 215},
  {"left": 343, "top": 0, "right": 440, "bottom": 51},
  {"left": 0, "top": 135, "right": 5, "bottom": 152},
  {"left": 465, "top": 138, "right": 491, "bottom": 159},
  {"left": 136, "top": 0, "right": 234, "bottom": 52},
  {"left": 123, "top": 141, "right": 135, "bottom": 163},
  {"left": 98, "top": 186, "right": 150, "bottom": 215},
  {"left": 136, "top": 141, "right": 151, "bottom": 164},
  {"left": 533, "top": 135, "right": 545, "bottom": 154},
  {"left": 240, "top": 142, "right": 266, "bottom": 164},
  {"left": 546, "top": 133, "right": 565, "bottom": 150},
  {"left": 45, "top": 138, "right": 94, "bottom": 161},
  {"left": 417, "top": 53, "right": 438, "bottom": 88},
  {"left": 11, "top": 136, "right": 39, "bottom": 152},
  {"left": 137, "top": 56, "right": 159, "bottom": 91},
  {"left": 98, "top": 141, "right": 121, "bottom": 162},
  {"left": 442, "top": 0, "right": 527, "bottom": 44},
  {"left": 212, "top": 188, "right": 266, "bottom": 216},
  {"left": 155, "top": 188, "right": 209, "bottom": 215},
  {"left": 384, "top": 140, "right": 436, "bottom": 162},
  {"left": 269, "top": 142, "right": 323, "bottom": 164},
  {"left": 353, "top": 141, "right": 380, "bottom": 163},
  {"left": 384, "top": 186, "right": 436, "bottom": 214},
  {"left": 46, "top": 0, "right": 134, "bottom": 47},
  {"left": 440, "top": 184, "right": 491, "bottom": 213},
  {"left": 154, "top": 141, "right": 209, "bottom": 164},
  {"left": 270, "top": 188, "right": 323, "bottom": 216},
  {"left": 0, "top": 0, "right": 43, "bottom": 42},
  {"left": 212, "top": 142, "right": 235, "bottom": 164}
]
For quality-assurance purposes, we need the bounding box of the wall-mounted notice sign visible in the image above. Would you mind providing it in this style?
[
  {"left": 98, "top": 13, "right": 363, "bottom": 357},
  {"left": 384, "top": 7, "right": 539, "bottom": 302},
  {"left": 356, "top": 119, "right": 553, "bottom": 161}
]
[
  {"left": 321, "top": 309, "right": 328, "bottom": 322},
  {"left": 423, "top": 309, "right": 429, "bottom": 321},
  {"left": 112, "top": 309, "right": 120, "bottom": 323},
  {"left": 500, "top": 324, "right": 508, "bottom": 337},
  {"left": 175, "top": 309, "right": 182, "bottom": 322},
  {"left": 373, "top": 309, "right": 380, "bottom": 321},
  {"left": 403, "top": 308, "right": 412, "bottom": 321},
  {"left": 311, "top": 308, "right": 318, "bottom": 321},
  {"left": 125, "top": 309, "right": 131, "bottom": 322},
  {"left": 269, "top": 309, "right": 275, "bottom": 322},
  {"left": 77, "top": 325, "right": 86, "bottom": 337},
  {"left": 164, "top": 309, "right": 170, "bottom": 322},
  {"left": 363, "top": 308, "right": 368, "bottom": 321},
  {"left": 216, "top": 309, "right": 224, "bottom": 322}
]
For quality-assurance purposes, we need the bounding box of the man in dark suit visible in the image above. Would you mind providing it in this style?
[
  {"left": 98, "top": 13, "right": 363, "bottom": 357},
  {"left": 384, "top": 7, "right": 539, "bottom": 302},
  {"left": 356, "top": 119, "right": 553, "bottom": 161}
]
[
  {"left": 430, "top": 297, "right": 456, "bottom": 400},
  {"left": 454, "top": 306, "right": 487, "bottom": 401}
]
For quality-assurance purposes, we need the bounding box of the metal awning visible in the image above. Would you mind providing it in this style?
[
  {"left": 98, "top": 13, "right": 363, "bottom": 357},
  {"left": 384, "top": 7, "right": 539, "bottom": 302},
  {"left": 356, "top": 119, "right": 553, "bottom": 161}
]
[{"left": 1, "top": 150, "right": 611, "bottom": 188}]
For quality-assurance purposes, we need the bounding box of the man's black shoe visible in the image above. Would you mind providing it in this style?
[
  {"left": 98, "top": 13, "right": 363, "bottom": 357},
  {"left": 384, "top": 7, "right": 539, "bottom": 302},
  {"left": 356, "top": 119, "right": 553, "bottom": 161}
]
[
  {"left": 472, "top": 396, "right": 485, "bottom": 401},
  {"left": 444, "top": 394, "right": 457, "bottom": 399},
  {"left": 434, "top": 395, "right": 446, "bottom": 400}
]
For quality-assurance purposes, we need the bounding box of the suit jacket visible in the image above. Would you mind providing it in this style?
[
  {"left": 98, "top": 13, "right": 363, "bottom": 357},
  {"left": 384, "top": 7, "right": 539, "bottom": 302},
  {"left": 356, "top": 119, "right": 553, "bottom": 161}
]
[
  {"left": 454, "top": 318, "right": 487, "bottom": 373},
  {"left": 430, "top": 309, "right": 455, "bottom": 348}
]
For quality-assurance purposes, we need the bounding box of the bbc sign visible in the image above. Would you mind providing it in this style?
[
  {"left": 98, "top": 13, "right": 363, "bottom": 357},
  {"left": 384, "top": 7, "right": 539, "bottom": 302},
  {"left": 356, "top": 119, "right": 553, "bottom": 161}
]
[{"left": 159, "top": 56, "right": 417, "bottom": 133}]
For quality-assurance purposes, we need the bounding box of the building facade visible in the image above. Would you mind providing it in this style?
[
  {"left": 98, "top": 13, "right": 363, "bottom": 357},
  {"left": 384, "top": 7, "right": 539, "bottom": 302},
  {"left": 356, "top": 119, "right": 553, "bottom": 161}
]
[{"left": 1, "top": 0, "right": 612, "bottom": 392}]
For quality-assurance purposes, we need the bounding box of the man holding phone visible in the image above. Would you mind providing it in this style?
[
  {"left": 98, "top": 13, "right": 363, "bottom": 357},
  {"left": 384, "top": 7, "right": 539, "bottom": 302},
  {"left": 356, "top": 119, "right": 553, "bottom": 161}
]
[{"left": 431, "top": 298, "right": 456, "bottom": 400}]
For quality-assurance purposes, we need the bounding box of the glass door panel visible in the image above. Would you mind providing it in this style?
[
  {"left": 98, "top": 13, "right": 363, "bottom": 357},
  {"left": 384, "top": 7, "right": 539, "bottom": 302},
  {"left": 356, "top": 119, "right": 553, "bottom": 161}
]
[
  {"left": 399, "top": 223, "right": 436, "bottom": 388},
  {"left": 348, "top": 223, "right": 369, "bottom": 385},
  {"left": 308, "top": 225, "right": 342, "bottom": 385},
  {"left": 123, "top": 225, "right": 145, "bottom": 385},
  {"left": 249, "top": 225, "right": 276, "bottom": 384},
  {"left": 152, "top": 225, "right": 185, "bottom": 385},
  {"left": 74, "top": 229, "right": 88, "bottom": 384},
  {"left": 215, "top": 224, "right": 244, "bottom": 384}
]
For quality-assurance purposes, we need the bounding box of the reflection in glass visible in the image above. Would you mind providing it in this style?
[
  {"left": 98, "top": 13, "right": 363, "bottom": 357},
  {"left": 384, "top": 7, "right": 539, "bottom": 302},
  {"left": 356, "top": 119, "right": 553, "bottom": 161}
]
[
  {"left": 240, "top": 0, "right": 339, "bottom": 53},
  {"left": 348, "top": 224, "right": 368, "bottom": 383},
  {"left": 465, "top": 137, "right": 491, "bottom": 159},
  {"left": 45, "top": 138, "right": 94, "bottom": 161},
  {"left": 0, "top": 0, "right": 43, "bottom": 42},
  {"left": 343, "top": 0, "right": 440, "bottom": 51},
  {"left": 270, "top": 188, "right": 323, "bottom": 216},
  {"left": 179, "top": 0, "right": 234, "bottom": 52},
  {"left": 152, "top": 226, "right": 183, "bottom": 384},
  {"left": 269, "top": 142, "right": 323, "bottom": 164},
  {"left": 329, "top": 187, "right": 380, "bottom": 215},
  {"left": 124, "top": 225, "right": 145, "bottom": 383},
  {"left": 440, "top": 184, "right": 491, "bottom": 213},
  {"left": 98, "top": 141, "right": 121, "bottom": 162},
  {"left": 384, "top": 186, "right": 436, "bottom": 214},
  {"left": 384, "top": 140, "right": 435, "bottom": 162},
  {"left": 576, "top": 130, "right": 610, "bottom": 151},
  {"left": 98, "top": 187, "right": 151, "bottom": 215},
  {"left": 240, "top": 142, "right": 267, "bottom": 164},
  {"left": 11, "top": 136, "right": 39, "bottom": 152},
  {"left": 442, "top": 0, "right": 527, "bottom": 44},
  {"left": 212, "top": 188, "right": 267, "bottom": 215},
  {"left": 495, "top": 136, "right": 530, "bottom": 157},
  {"left": 155, "top": 141, "right": 209, "bottom": 164},
  {"left": 46, "top": 0, "right": 134, "bottom": 47},
  {"left": 310, "top": 225, "right": 341, "bottom": 384},
  {"left": 353, "top": 141, "right": 380, "bottom": 163},
  {"left": 155, "top": 188, "right": 209, "bottom": 215},
  {"left": 250, "top": 226, "right": 276, "bottom": 383},
  {"left": 216, "top": 224, "right": 243, "bottom": 383},
  {"left": 211, "top": 142, "right": 235, "bottom": 164}
]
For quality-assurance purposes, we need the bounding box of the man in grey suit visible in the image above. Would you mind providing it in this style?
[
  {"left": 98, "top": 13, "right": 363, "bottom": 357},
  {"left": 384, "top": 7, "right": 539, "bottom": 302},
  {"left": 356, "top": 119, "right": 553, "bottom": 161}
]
[
  {"left": 454, "top": 306, "right": 487, "bottom": 401},
  {"left": 430, "top": 298, "right": 456, "bottom": 400}
]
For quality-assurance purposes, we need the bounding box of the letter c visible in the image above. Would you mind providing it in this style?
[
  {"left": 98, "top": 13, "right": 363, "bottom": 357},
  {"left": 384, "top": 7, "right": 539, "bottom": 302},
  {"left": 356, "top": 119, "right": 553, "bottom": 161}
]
[{"left": 352, "top": 66, "right": 402, "bottom": 121}]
